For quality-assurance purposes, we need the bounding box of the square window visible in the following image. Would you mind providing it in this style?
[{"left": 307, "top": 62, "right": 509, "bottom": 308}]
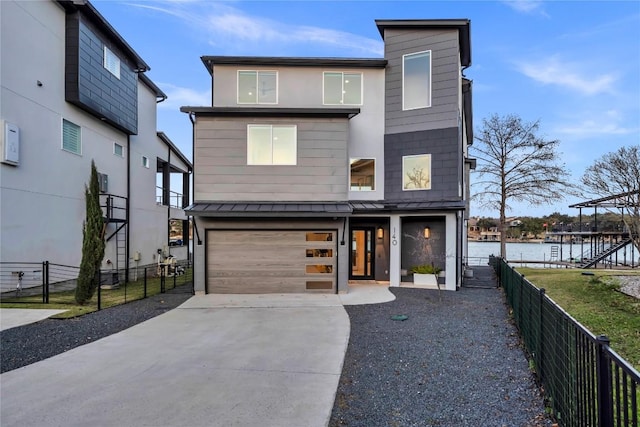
[
  {"left": 350, "top": 158, "right": 375, "bottom": 191},
  {"left": 62, "top": 119, "right": 81, "bottom": 155},
  {"left": 323, "top": 72, "right": 362, "bottom": 105},
  {"left": 247, "top": 125, "right": 296, "bottom": 165},
  {"left": 403, "top": 154, "right": 431, "bottom": 190},
  {"left": 403, "top": 51, "right": 431, "bottom": 110},
  {"left": 113, "top": 142, "right": 123, "bottom": 157},
  {"left": 238, "top": 71, "right": 277, "bottom": 104},
  {"left": 142, "top": 156, "right": 149, "bottom": 168},
  {"left": 103, "top": 46, "right": 121, "bottom": 79}
]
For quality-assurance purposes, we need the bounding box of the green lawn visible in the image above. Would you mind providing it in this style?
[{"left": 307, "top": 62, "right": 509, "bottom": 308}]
[
  {"left": 517, "top": 268, "right": 640, "bottom": 370},
  {"left": 0, "top": 268, "right": 192, "bottom": 319}
]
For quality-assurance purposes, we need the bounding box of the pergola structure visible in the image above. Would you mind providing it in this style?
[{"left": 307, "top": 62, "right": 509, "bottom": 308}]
[{"left": 565, "top": 190, "right": 639, "bottom": 268}]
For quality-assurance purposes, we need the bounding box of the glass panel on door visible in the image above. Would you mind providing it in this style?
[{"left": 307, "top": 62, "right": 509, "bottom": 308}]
[{"left": 351, "top": 229, "right": 373, "bottom": 279}]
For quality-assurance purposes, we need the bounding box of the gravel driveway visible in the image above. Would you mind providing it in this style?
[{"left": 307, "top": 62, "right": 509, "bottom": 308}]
[{"left": 330, "top": 286, "right": 552, "bottom": 427}]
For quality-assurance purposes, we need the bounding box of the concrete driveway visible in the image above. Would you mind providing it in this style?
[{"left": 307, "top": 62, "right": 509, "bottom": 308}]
[{"left": 0, "top": 288, "right": 393, "bottom": 427}]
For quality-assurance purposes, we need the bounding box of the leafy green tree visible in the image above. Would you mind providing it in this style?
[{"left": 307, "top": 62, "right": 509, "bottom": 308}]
[
  {"left": 520, "top": 217, "right": 544, "bottom": 239},
  {"left": 471, "top": 114, "right": 574, "bottom": 256},
  {"left": 75, "top": 160, "right": 105, "bottom": 304}
]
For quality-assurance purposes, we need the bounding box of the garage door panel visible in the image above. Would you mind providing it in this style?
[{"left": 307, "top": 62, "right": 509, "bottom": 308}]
[{"left": 207, "top": 230, "right": 336, "bottom": 293}]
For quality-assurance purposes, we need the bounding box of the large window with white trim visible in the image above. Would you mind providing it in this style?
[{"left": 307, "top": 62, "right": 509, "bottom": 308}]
[
  {"left": 238, "top": 71, "right": 277, "bottom": 104},
  {"left": 403, "top": 51, "right": 431, "bottom": 110},
  {"left": 403, "top": 154, "right": 431, "bottom": 190},
  {"left": 62, "top": 119, "right": 81, "bottom": 155},
  {"left": 324, "top": 72, "right": 362, "bottom": 105},
  {"left": 247, "top": 125, "right": 296, "bottom": 165}
]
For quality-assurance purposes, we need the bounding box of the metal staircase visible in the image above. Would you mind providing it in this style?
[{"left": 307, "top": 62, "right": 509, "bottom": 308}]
[
  {"left": 578, "top": 237, "right": 633, "bottom": 268},
  {"left": 100, "top": 194, "right": 128, "bottom": 283}
]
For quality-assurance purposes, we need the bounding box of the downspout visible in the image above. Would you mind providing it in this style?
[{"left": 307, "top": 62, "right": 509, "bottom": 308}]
[
  {"left": 126, "top": 134, "right": 130, "bottom": 284},
  {"left": 188, "top": 111, "right": 197, "bottom": 289}
]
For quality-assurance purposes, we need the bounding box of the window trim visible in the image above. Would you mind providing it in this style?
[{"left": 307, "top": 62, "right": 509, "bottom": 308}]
[
  {"left": 349, "top": 157, "right": 375, "bottom": 192},
  {"left": 103, "top": 46, "right": 121, "bottom": 79},
  {"left": 61, "top": 119, "right": 82, "bottom": 155},
  {"left": 247, "top": 124, "right": 297, "bottom": 166},
  {"left": 237, "top": 70, "right": 278, "bottom": 105},
  {"left": 323, "top": 72, "right": 363, "bottom": 106},
  {"left": 402, "top": 50, "right": 432, "bottom": 111},
  {"left": 113, "top": 142, "right": 124, "bottom": 157},
  {"left": 402, "top": 154, "right": 432, "bottom": 191}
]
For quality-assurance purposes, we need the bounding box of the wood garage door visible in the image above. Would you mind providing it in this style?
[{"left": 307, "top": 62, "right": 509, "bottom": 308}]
[{"left": 207, "top": 230, "right": 336, "bottom": 293}]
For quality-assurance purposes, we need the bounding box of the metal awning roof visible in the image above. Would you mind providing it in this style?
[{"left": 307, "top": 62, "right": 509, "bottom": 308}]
[
  {"left": 187, "top": 200, "right": 467, "bottom": 217},
  {"left": 186, "top": 202, "right": 352, "bottom": 217},
  {"left": 569, "top": 190, "right": 640, "bottom": 209}
]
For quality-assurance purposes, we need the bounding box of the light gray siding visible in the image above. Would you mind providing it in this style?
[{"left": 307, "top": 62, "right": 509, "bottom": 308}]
[
  {"left": 384, "top": 28, "right": 461, "bottom": 134},
  {"left": 194, "top": 117, "right": 349, "bottom": 202}
]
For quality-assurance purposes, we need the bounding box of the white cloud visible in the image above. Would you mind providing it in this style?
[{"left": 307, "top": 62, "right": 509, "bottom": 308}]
[
  {"left": 553, "top": 110, "right": 637, "bottom": 137},
  {"left": 502, "top": 0, "right": 548, "bottom": 16},
  {"left": 514, "top": 55, "right": 617, "bottom": 95},
  {"left": 157, "top": 83, "right": 210, "bottom": 109},
  {"left": 130, "top": 2, "right": 383, "bottom": 57}
]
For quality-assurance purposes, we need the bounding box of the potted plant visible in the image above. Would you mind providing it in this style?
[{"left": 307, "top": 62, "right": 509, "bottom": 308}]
[{"left": 411, "top": 264, "right": 442, "bottom": 286}]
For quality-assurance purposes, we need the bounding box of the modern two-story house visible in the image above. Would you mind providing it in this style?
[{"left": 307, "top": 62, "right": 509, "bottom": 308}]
[
  {"left": 182, "top": 19, "right": 473, "bottom": 294},
  {"left": 0, "top": 0, "right": 192, "bottom": 288}
]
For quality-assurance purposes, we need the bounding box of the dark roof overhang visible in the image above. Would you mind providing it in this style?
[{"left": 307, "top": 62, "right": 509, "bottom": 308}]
[
  {"left": 157, "top": 132, "right": 193, "bottom": 171},
  {"left": 375, "top": 19, "right": 471, "bottom": 67},
  {"left": 57, "top": 0, "right": 150, "bottom": 72},
  {"left": 186, "top": 202, "right": 352, "bottom": 217},
  {"left": 139, "top": 74, "right": 168, "bottom": 103},
  {"left": 201, "top": 56, "right": 387, "bottom": 75},
  {"left": 180, "top": 106, "right": 360, "bottom": 119}
]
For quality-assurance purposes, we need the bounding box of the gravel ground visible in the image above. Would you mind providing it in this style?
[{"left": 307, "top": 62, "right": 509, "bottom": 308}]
[
  {"left": 0, "top": 286, "right": 193, "bottom": 373},
  {"left": 329, "top": 286, "right": 552, "bottom": 427}
]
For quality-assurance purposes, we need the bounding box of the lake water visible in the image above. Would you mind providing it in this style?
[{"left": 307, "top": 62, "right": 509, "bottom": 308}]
[{"left": 467, "top": 241, "right": 639, "bottom": 267}]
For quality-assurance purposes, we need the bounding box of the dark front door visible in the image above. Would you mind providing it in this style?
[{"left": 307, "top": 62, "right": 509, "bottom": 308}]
[{"left": 350, "top": 228, "right": 374, "bottom": 280}]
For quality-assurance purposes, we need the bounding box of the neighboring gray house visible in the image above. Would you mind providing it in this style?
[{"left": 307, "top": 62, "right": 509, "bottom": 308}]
[
  {"left": 182, "top": 19, "right": 473, "bottom": 294},
  {"left": 0, "top": 0, "right": 192, "bottom": 285}
]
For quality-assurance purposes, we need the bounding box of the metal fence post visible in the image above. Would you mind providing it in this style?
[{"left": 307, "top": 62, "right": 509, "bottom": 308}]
[
  {"left": 160, "top": 267, "right": 165, "bottom": 293},
  {"left": 144, "top": 267, "right": 147, "bottom": 298},
  {"left": 596, "top": 334, "right": 613, "bottom": 427}
]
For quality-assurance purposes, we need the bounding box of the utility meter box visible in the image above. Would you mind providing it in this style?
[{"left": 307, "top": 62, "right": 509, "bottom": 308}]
[{"left": 1, "top": 120, "right": 20, "bottom": 166}]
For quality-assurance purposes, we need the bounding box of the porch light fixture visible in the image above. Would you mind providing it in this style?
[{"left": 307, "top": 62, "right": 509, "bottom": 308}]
[
  {"left": 424, "top": 227, "right": 431, "bottom": 239},
  {"left": 377, "top": 226, "right": 384, "bottom": 239}
]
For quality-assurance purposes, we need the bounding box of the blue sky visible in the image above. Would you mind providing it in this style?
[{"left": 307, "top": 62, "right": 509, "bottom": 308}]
[{"left": 94, "top": 0, "right": 640, "bottom": 218}]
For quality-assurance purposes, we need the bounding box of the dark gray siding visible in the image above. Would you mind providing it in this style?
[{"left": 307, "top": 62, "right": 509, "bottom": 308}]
[
  {"left": 384, "top": 28, "right": 461, "bottom": 135},
  {"left": 65, "top": 13, "right": 138, "bottom": 135},
  {"left": 194, "top": 116, "right": 349, "bottom": 202},
  {"left": 384, "top": 127, "right": 460, "bottom": 202},
  {"left": 401, "top": 217, "right": 447, "bottom": 272}
]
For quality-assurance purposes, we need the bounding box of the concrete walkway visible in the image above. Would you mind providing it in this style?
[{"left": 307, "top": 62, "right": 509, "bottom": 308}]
[
  {"left": 0, "top": 286, "right": 394, "bottom": 427},
  {"left": 0, "top": 308, "right": 67, "bottom": 331}
]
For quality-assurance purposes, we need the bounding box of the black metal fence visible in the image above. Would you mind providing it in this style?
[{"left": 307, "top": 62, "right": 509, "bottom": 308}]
[
  {"left": 491, "top": 256, "right": 639, "bottom": 427},
  {"left": 0, "top": 260, "right": 193, "bottom": 311}
]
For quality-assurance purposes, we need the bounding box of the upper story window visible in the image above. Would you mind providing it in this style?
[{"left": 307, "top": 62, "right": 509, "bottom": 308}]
[
  {"left": 142, "top": 156, "right": 150, "bottom": 168},
  {"left": 103, "top": 46, "right": 121, "bottom": 79},
  {"left": 238, "top": 71, "right": 277, "bottom": 104},
  {"left": 247, "top": 125, "right": 296, "bottom": 165},
  {"left": 113, "top": 142, "right": 124, "bottom": 157},
  {"left": 403, "top": 154, "right": 431, "bottom": 190},
  {"left": 324, "top": 72, "right": 362, "bottom": 105},
  {"left": 403, "top": 51, "right": 431, "bottom": 110},
  {"left": 350, "top": 158, "right": 375, "bottom": 191},
  {"left": 62, "top": 119, "right": 81, "bottom": 155}
]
